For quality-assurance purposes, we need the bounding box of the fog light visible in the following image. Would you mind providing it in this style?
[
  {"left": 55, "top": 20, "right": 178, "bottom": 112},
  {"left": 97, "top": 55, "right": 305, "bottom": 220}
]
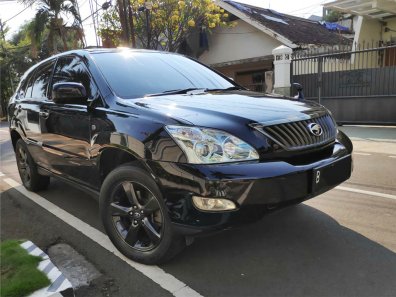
[{"left": 192, "top": 196, "right": 236, "bottom": 211}]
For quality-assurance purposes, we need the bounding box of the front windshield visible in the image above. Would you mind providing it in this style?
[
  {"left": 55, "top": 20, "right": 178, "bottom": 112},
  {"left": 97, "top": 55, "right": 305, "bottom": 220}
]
[{"left": 92, "top": 51, "right": 235, "bottom": 99}]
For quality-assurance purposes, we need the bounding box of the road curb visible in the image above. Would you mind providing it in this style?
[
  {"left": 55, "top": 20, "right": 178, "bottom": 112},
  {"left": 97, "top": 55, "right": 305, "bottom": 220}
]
[{"left": 20, "top": 241, "right": 74, "bottom": 297}]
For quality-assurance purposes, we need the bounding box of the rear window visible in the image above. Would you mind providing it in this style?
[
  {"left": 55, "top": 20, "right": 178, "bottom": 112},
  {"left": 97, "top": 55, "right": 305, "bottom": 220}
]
[{"left": 92, "top": 51, "right": 234, "bottom": 99}]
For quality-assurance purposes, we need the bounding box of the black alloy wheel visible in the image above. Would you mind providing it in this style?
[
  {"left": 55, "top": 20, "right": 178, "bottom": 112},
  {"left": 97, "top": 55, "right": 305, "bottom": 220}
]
[
  {"left": 110, "top": 181, "right": 163, "bottom": 251},
  {"left": 100, "top": 164, "right": 185, "bottom": 264},
  {"left": 15, "top": 139, "right": 50, "bottom": 192},
  {"left": 17, "top": 144, "right": 31, "bottom": 185}
]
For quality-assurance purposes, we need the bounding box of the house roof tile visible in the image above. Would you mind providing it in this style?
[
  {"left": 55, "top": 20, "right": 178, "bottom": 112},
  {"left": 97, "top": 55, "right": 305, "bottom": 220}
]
[{"left": 222, "top": 0, "right": 351, "bottom": 46}]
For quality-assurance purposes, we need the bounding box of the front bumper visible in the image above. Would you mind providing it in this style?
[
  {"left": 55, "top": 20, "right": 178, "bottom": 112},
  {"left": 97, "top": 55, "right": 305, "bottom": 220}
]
[{"left": 146, "top": 141, "right": 352, "bottom": 234}]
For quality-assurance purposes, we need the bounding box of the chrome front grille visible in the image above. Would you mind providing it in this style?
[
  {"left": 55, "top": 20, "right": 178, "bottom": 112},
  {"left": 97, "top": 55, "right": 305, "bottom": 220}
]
[{"left": 251, "top": 114, "right": 337, "bottom": 151}]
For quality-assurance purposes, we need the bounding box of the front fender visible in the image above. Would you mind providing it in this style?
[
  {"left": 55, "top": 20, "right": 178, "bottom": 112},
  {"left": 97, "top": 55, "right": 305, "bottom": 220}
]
[{"left": 90, "top": 108, "right": 187, "bottom": 163}]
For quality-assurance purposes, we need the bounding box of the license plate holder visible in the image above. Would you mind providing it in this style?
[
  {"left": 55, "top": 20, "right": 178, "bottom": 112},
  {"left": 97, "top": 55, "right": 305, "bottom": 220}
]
[
  {"left": 312, "top": 156, "right": 352, "bottom": 193},
  {"left": 312, "top": 167, "right": 325, "bottom": 193}
]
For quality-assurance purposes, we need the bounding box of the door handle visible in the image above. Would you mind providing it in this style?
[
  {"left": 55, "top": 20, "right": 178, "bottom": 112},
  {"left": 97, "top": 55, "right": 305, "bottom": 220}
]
[{"left": 39, "top": 110, "right": 50, "bottom": 119}]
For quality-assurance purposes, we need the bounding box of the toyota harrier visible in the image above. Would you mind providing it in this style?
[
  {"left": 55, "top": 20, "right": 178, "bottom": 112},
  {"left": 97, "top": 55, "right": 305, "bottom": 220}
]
[{"left": 8, "top": 48, "right": 353, "bottom": 264}]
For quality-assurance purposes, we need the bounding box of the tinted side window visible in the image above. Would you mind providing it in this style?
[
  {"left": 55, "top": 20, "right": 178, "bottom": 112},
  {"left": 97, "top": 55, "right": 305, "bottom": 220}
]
[
  {"left": 31, "top": 61, "right": 55, "bottom": 100},
  {"left": 16, "top": 77, "right": 28, "bottom": 99},
  {"left": 52, "top": 56, "right": 98, "bottom": 102},
  {"left": 24, "top": 71, "right": 36, "bottom": 99}
]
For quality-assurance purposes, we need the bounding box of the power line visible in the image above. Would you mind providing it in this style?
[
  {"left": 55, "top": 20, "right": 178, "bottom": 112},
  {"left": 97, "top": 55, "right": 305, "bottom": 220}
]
[
  {"left": 285, "top": 1, "right": 326, "bottom": 15},
  {"left": 88, "top": 0, "right": 100, "bottom": 46},
  {"left": 294, "top": 5, "right": 323, "bottom": 17},
  {"left": 81, "top": 5, "right": 102, "bottom": 22},
  {"left": 75, "top": 0, "right": 87, "bottom": 47},
  {"left": 3, "top": 3, "right": 33, "bottom": 24},
  {"left": 78, "top": 0, "right": 89, "bottom": 7}
]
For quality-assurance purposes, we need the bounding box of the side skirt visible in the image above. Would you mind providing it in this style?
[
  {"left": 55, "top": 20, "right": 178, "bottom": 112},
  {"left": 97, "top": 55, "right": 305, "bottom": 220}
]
[{"left": 37, "top": 166, "right": 100, "bottom": 200}]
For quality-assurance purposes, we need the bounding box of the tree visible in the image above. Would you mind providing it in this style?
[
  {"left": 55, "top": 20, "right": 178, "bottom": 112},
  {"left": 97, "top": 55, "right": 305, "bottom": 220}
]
[
  {"left": 1, "top": 20, "right": 36, "bottom": 117},
  {"left": 100, "top": 0, "right": 233, "bottom": 52},
  {"left": 0, "top": 15, "right": 83, "bottom": 118},
  {"left": 324, "top": 9, "right": 343, "bottom": 22},
  {"left": 20, "top": 0, "right": 83, "bottom": 56}
]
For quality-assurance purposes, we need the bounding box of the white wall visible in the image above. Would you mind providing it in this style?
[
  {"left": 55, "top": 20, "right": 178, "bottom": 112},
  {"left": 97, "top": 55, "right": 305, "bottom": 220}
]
[
  {"left": 384, "top": 17, "right": 396, "bottom": 44},
  {"left": 199, "top": 20, "right": 281, "bottom": 65},
  {"left": 356, "top": 16, "right": 382, "bottom": 44}
]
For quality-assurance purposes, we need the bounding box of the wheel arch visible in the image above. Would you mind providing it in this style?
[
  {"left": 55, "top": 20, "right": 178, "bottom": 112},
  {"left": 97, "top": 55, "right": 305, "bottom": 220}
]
[
  {"left": 10, "top": 129, "right": 22, "bottom": 151},
  {"left": 98, "top": 146, "right": 150, "bottom": 184}
]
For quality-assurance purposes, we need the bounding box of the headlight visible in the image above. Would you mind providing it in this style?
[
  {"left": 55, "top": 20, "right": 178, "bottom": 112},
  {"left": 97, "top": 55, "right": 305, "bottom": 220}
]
[{"left": 165, "top": 126, "right": 259, "bottom": 164}]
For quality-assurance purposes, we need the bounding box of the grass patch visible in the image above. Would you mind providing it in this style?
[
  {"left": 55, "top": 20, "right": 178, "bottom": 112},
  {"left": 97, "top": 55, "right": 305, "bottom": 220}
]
[{"left": 1, "top": 240, "right": 50, "bottom": 297}]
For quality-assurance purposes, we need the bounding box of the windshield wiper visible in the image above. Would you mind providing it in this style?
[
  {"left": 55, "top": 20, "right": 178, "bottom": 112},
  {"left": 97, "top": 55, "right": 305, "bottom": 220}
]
[
  {"left": 205, "top": 86, "right": 245, "bottom": 92},
  {"left": 145, "top": 88, "right": 205, "bottom": 97},
  {"left": 145, "top": 86, "right": 244, "bottom": 97}
]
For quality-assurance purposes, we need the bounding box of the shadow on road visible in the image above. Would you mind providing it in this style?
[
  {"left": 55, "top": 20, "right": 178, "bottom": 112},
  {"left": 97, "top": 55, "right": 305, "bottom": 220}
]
[
  {"left": 163, "top": 204, "right": 396, "bottom": 297},
  {"left": 2, "top": 178, "right": 396, "bottom": 297}
]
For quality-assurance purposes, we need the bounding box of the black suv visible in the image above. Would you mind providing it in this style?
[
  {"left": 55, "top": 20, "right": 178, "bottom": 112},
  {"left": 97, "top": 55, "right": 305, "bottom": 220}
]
[{"left": 8, "top": 49, "right": 353, "bottom": 264}]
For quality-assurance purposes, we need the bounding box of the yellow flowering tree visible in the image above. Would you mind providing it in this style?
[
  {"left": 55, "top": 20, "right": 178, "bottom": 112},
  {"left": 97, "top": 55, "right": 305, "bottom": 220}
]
[{"left": 100, "top": 0, "right": 232, "bottom": 51}]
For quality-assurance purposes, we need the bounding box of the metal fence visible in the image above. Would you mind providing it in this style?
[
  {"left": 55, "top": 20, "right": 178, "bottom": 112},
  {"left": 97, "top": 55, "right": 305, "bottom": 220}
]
[
  {"left": 292, "top": 43, "right": 396, "bottom": 101},
  {"left": 291, "top": 45, "right": 396, "bottom": 101},
  {"left": 291, "top": 43, "right": 396, "bottom": 124}
]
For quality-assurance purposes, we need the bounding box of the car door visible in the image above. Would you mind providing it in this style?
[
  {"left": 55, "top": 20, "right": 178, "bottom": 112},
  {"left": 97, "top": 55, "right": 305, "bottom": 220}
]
[
  {"left": 14, "top": 60, "right": 56, "bottom": 168},
  {"left": 40, "top": 55, "right": 99, "bottom": 186}
]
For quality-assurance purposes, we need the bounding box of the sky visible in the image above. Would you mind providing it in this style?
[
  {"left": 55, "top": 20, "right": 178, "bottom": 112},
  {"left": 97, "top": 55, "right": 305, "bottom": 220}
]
[{"left": 0, "top": 0, "right": 329, "bottom": 47}]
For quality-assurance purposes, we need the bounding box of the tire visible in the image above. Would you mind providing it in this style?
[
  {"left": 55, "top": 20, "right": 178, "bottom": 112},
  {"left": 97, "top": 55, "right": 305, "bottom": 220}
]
[
  {"left": 15, "top": 139, "right": 50, "bottom": 192},
  {"left": 99, "top": 164, "right": 185, "bottom": 264}
]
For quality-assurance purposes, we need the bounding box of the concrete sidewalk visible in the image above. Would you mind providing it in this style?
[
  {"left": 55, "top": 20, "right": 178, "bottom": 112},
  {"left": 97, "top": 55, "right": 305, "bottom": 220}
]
[{"left": 339, "top": 125, "right": 396, "bottom": 155}]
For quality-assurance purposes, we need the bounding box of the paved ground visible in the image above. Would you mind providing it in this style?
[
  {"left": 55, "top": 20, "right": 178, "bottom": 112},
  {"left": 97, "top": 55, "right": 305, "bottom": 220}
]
[{"left": 1, "top": 122, "right": 396, "bottom": 297}]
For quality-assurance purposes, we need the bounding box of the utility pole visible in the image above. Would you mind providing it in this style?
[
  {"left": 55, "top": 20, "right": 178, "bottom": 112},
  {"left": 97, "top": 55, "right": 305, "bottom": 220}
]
[
  {"left": 75, "top": 0, "right": 87, "bottom": 47},
  {"left": 122, "top": 0, "right": 130, "bottom": 46},
  {"left": 88, "top": 0, "right": 100, "bottom": 46},
  {"left": 117, "top": 0, "right": 130, "bottom": 46},
  {"left": 145, "top": 8, "right": 150, "bottom": 49},
  {"left": 144, "top": 2, "right": 152, "bottom": 49},
  {"left": 128, "top": 2, "right": 136, "bottom": 47}
]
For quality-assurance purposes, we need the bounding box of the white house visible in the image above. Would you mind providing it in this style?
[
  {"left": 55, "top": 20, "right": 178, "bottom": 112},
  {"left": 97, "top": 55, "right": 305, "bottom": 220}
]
[
  {"left": 324, "top": 0, "right": 396, "bottom": 55},
  {"left": 186, "top": 0, "right": 350, "bottom": 91}
]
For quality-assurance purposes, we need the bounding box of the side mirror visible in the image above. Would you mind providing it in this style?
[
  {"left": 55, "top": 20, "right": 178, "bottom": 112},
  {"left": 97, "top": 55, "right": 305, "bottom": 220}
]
[
  {"left": 52, "top": 82, "right": 87, "bottom": 104},
  {"left": 292, "top": 83, "right": 304, "bottom": 101}
]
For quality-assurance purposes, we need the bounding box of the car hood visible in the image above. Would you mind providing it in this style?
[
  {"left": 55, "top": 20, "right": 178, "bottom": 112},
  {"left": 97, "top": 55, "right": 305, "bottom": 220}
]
[{"left": 122, "top": 92, "right": 326, "bottom": 127}]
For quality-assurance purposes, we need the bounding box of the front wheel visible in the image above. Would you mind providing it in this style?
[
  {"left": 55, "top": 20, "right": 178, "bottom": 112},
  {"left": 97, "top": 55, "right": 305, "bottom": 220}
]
[{"left": 99, "top": 164, "right": 185, "bottom": 264}]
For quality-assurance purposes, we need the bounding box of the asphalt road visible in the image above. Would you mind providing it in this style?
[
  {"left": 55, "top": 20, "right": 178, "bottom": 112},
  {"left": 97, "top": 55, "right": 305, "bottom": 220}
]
[{"left": 1, "top": 122, "right": 396, "bottom": 297}]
